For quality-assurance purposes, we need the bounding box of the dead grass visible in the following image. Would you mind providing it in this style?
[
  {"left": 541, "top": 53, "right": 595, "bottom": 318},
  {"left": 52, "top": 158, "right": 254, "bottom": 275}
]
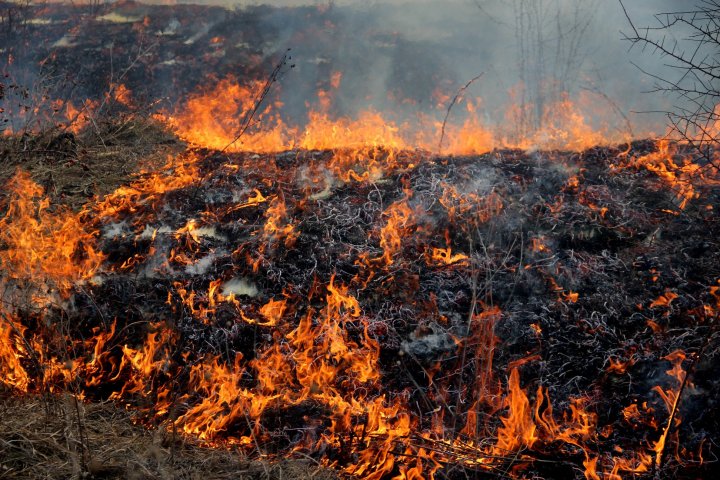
[
  {"left": 0, "top": 118, "right": 182, "bottom": 210},
  {"left": 0, "top": 119, "right": 339, "bottom": 479},
  {"left": 0, "top": 393, "right": 338, "bottom": 480}
]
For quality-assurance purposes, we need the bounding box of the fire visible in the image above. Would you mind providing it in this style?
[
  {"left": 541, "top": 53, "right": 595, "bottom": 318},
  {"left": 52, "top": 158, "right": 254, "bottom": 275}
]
[
  {"left": 612, "top": 139, "right": 712, "bottom": 209},
  {"left": 92, "top": 151, "right": 201, "bottom": 225},
  {"left": 427, "top": 229, "right": 469, "bottom": 267},
  {"left": 376, "top": 200, "right": 415, "bottom": 265},
  {"left": 514, "top": 93, "right": 613, "bottom": 151},
  {"left": 108, "top": 83, "right": 132, "bottom": 106},
  {"left": 159, "top": 74, "right": 633, "bottom": 158},
  {"left": 176, "top": 354, "right": 259, "bottom": 441},
  {"left": 439, "top": 183, "right": 503, "bottom": 226},
  {"left": 263, "top": 195, "right": 297, "bottom": 247},
  {"left": 300, "top": 110, "right": 409, "bottom": 152},
  {"left": 0, "top": 313, "right": 30, "bottom": 392},
  {"left": 330, "top": 71, "right": 343, "bottom": 90},
  {"left": 428, "top": 247, "right": 469, "bottom": 266},
  {"left": 167, "top": 274, "right": 396, "bottom": 459},
  {"left": 0, "top": 170, "right": 104, "bottom": 294},
  {"left": 650, "top": 290, "right": 679, "bottom": 308},
  {"left": 1, "top": 65, "right": 717, "bottom": 478},
  {"left": 113, "top": 324, "right": 175, "bottom": 402},
  {"left": 159, "top": 77, "right": 289, "bottom": 152},
  {"left": 259, "top": 298, "right": 287, "bottom": 326},
  {"left": 494, "top": 368, "right": 538, "bottom": 453},
  {"left": 531, "top": 236, "right": 550, "bottom": 253},
  {"left": 63, "top": 99, "right": 98, "bottom": 133},
  {"left": 652, "top": 350, "right": 687, "bottom": 468},
  {"left": 607, "top": 356, "right": 635, "bottom": 375},
  {"left": 225, "top": 188, "right": 267, "bottom": 214}
]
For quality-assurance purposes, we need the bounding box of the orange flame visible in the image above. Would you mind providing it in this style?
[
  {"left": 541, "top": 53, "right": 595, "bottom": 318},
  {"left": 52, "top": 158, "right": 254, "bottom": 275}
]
[
  {"left": 0, "top": 313, "right": 31, "bottom": 392},
  {"left": 0, "top": 170, "right": 104, "bottom": 294},
  {"left": 160, "top": 74, "right": 632, "bottom": 158}
]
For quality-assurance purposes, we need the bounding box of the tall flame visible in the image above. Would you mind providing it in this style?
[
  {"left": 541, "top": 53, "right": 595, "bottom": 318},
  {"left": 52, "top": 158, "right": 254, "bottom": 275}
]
[{"left": 0, "top": 170, "right": 104, "bottom": 294}]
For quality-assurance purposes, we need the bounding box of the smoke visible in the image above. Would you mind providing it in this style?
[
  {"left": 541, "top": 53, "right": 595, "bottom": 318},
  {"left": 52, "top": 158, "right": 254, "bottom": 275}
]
[
  {"left": 206, "top": 0, "right": 689, "bottom": 139},
  {"left": 2, "top": 0, "right": 694, "bottom": 140},
  {"left": 226, "top": 0, "right": 686, "bottom": 139}
]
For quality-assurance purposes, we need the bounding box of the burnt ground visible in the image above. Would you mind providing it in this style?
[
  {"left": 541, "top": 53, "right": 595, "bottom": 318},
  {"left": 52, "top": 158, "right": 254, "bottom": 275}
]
[
  {"left": 1, "top": 2, "right": 720, "bottom": 479},
  {"left": 1, "top": 134, "right": 719, "bottom": 479}
]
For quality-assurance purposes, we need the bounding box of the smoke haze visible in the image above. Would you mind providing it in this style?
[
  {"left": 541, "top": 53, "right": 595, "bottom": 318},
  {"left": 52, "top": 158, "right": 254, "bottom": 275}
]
[{"left": 1, "top": 0, "right": 697, "bottom": 141}]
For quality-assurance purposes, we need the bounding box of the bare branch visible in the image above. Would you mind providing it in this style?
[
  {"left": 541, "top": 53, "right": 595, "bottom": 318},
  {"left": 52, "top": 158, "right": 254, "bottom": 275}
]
[{"left": 619, "top": 0, "right": 719, "bottom": 168}]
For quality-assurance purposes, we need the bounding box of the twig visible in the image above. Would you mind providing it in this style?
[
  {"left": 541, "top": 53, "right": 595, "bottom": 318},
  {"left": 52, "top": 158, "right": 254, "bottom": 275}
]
[
  {"left": 220, "top": 50, "right": 293, "bottom": 155},
  {"left": 189, "top": 51, "right": 294, "bottom": 203},
  {"left": 438, "top": 73, "right": 484, "bottom": 154},
  {"left": 619, "top": 0, "right": 719, "bottom": 169}
]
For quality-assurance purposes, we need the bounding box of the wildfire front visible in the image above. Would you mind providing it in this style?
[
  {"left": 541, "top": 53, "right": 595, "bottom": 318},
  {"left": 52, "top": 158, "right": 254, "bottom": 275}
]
[{"left": 1, "top": 1, "right": 719, "bottom": 479}]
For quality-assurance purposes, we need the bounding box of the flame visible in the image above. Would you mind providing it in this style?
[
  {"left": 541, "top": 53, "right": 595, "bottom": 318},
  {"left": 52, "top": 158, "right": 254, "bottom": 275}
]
[
  {"left": 511, "top": 93, "right": 613, "bottom": 151},
  {"left": 0, "top": 313, "right": 30, "bottom": 392},
  {"left": 263, "top": 195, "right": 297, "bottom": 247},
  {"left": 167, "top": 274, "right": 403, "bottom": 468},
  {"left": 224, "top": 189, "right": 267, "bottom": 214},
  {"left": 461, "top": 305, "right": 502, "bottom": 438},
  {"left": 2, "top": 73, "right": 717, "bottom": 478},
  {"left": 371, "top": 199, "right": 415, "bottom": 265},
  {"left": 650, "top": 290, "right": 679, "bottom": 308},
  {"left": 651, "top": 350, "right": 687, "bottom": 468},
  {"left": 159, "top": 77, "right": 289, "bottom": 152},
  {"left": 94, "top": 152, "right": 200, "bottom": 221},
  {"left": 259, "top": 298, "right": 287, "bottom": 326},
  {"left": 113, "top": 324, "right": 175, "bottom": 401},
  {"left": 0, "top": 253, "right": 707, "bottom": 479},
  {"left": 108, "top": 83, "right": 132, "bottom": 106},
  {"left": 612, "top": 140, "right": 707, "bottom": 209},
  {"left": 607, "top": 356, "right": 635, "bottom": 375},
  {"left": 330, "top": 71, "right": 343, "bottom": 90},
  {"left": 439, "top": 183, "right": 503, "bottom": 226},
  {"left": 428, "top": 247, "right": 469, "bottom": 266},
  {"left": 531, "top": 237, "right": 549, "bottom": 253},
  {"left": 159, "top": 74, "right": 632, "bottom": 157},
  {"left": 0, "top": 170, "right": 104, "bottom": 294}
]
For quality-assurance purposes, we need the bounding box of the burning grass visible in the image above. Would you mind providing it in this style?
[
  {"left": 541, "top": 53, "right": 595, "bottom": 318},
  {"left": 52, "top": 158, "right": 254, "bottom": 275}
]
[
  {"left": 0, "top": 117, "right": 180, "bottom": 210},
  {"left": 1, "top": 124, "right": 719, "bottom": 478},
  {"left": 0, "top": 395, "right": 337, "bottom": 480},
  {"left": 1, "top": 4, "right": 719, "bottom": 477}
]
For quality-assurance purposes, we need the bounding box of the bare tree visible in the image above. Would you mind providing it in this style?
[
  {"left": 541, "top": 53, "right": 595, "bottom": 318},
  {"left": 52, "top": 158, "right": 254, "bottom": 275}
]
[
  {"left": 472, "top": 0, "right": 597, "bottom": 139},
  {"left": 620, "top": 0, "right": 719, "bottom": 168},
  {"left": 0, "top": 0, "right": 32, "bottom": 34},
  {"left": 510, "top": 0, "right": 597, "bottom": 137}
]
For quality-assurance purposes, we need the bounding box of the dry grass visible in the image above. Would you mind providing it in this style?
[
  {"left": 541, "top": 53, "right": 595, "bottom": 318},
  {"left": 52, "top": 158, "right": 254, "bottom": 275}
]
[
  {"left": 0, "top": 120, "right": 338, "bottom": 479},
  {"left": 0, "top": 118, "right": 181, "bottom": 210},
  {"left": 0, "top": 394, "right": 337, "bottom": 480}
]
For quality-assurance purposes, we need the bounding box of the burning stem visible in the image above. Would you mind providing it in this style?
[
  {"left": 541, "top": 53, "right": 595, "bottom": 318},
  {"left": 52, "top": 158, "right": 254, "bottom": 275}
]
[
  {"left": 219, "top": 50, "right": 294, "bottom": 154},
  {"left": 438, "top": 72, "right": 484, "bottom": 154},
  {"left": 655, "top": 346, "right": 701, "bottom": 470}
]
